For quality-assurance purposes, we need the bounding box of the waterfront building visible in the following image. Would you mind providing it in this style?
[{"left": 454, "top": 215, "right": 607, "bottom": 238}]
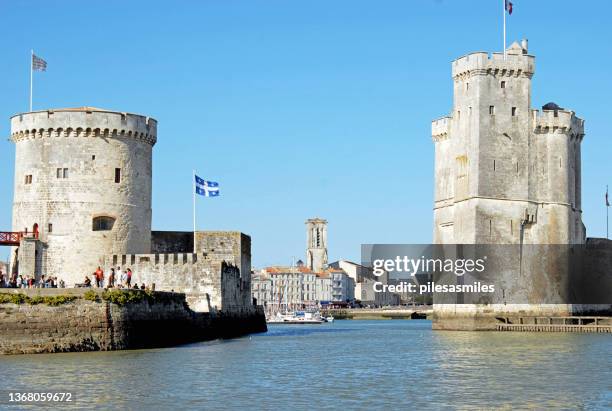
[
  {"left": 328, "top": 259, "right": 388, "bottom": 284},
  {"left": 267, "top": 267, "right": 305, "bottom": 308},
  {"left": 314, "top": 272, "right": 332, "bottom": 303},
  {"left": 251, "top": 270, "right": 272, "bottom": 307},
  {"left": 329, "top": 269, "right": 355, "bottom": 302},
  {"left": 328, "top": 259, "right": 398, "bottom": 306},
  {"left": 252, "top": 266, "right": 354, "bottom": 309}
]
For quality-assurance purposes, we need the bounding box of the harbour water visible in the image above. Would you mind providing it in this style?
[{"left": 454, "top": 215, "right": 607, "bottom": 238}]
[{"left": 1, "top": 320, "right": 611, "bottom": 410}]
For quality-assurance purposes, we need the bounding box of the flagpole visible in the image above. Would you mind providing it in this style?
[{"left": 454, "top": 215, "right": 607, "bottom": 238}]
[
  {"left": 503, "top": 0, "right": 506, "bottom": 60},
  {"left": 607, "top": 185, "right": 609, "bottom": 239},
  {"left": 29, "top": 50, "right": 33, "bottom": 112},
  {"left": 193, "top": 169, "right": 196, "bottom": 252}
]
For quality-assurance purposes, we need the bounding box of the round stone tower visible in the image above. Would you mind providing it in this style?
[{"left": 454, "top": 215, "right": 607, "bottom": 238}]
[{"left": 10, "top": 107, "right": 156, "bottom": 285}]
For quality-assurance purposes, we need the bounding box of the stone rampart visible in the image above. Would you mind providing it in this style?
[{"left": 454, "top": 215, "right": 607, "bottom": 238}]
[{"left": 0, "top": 289, "right": 266, "bottom": 355}]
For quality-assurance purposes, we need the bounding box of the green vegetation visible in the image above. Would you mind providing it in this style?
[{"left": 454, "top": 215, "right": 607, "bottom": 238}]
[
  {"left": 0, "top": 289, "right": 175, "bottom": 307},
  {"left": 0, "top": 293, "right": 78, "bottom": 306},
  {"left": 83, "top": 290, "right": 100, "bottom": 302},
  {"left": 100, "top": 289, "right": 154, "bottom": 306}
]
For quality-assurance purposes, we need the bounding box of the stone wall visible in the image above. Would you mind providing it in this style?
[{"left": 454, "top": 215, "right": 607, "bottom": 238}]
[
  {"left": 104, "top": 231, "right": 253, "bottom": 313},
  {"left": 431, "top": 239, "right": 612, "bottom": 330},
  {"left": 572, "top": 238, "right": 612, "bottom": 315},
  {"left": 151, "top": 231, "right": 193, "bottom": 254},
  {"left": 0, "top": 289, "right": 266, "bottom": 355},
  {"left": 103, "top": 253, "right": 248, "bottom": 313}
]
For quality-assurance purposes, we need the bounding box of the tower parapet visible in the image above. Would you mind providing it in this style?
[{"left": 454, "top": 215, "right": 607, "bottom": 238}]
[
  {"left": 431, "top": 116, "right": 451, "bottom": 142},
  {"left": 533, "top": 107, "right": 584, "bottom": 137},
  {"left": 10, "top": 107, "right": 157, "bottom": 145},
  {"left": 452, "top": 44, "right": 535, "bottom": 81}
]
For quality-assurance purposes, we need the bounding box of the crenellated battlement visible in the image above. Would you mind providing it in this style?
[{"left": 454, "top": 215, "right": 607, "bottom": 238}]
[
  {"left": 532, "top": 109, "right": 585, "bottom": 138},
  {"left": 10, "top": 107, "right": 157, "bottom": 145},
  {"left": 431, "top": 116, "right": 451, "bottom": 142},
  {"left": 102, "top": 252, "right": 248, "bottom": 313},
  {"left": 452, "top": 46, "right": 535, "bottom": 81},
  {"left": 107, "top": 252, "right": 236, "bottom": 267}
]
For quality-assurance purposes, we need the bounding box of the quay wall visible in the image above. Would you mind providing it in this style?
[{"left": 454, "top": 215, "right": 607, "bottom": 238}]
[
  {"left": 0, "top": 289, "right": 266, "bottom": 355},
  {"left": 431, "top": 239, "right": 612, "bottom": 330}
]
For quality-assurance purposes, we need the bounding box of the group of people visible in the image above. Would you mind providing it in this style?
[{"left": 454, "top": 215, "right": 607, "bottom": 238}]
[
  {"left": 0, "top": 271, "right": 65, "bottom": 289},
  {"left": 0, "top": 266, "right": 152, "bottom": 291},
  {"left": 79, "top": 266, "right": 152, "bottom": 291}
]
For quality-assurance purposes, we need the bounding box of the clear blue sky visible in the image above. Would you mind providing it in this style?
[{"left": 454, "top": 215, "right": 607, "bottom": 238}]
[{"left": 0, "top": 0, "right": 610, "bottom": 267}]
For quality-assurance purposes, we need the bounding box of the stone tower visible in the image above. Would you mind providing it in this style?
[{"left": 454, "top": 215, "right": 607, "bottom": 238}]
[
  {"left": 305, "top": 218, "right": 327, "bottom": 272},
  {"left": 432, "top": 41, "right": 585, "bottom": 246},
  {"left": 10, "top": 107, "right": 156, "bottom": 285}
]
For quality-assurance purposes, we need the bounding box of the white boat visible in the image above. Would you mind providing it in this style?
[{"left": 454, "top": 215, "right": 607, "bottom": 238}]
[
  {"left": 322, "top": 315, "right": 334, "bottom": 323},
  {"left": 267, "top": 311, "right": 324, "bottom": 324}
]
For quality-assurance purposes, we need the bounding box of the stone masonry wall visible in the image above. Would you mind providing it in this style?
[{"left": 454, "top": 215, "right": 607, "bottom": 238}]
[
  {"left": 0, "top": 289, "right": 266, "bottom": 355},
  {"left": 104, "top": 231, "right": 253, "bottom": 313},
  {"left": 151, "top": 231, "right": 193, "bottom": 254}
]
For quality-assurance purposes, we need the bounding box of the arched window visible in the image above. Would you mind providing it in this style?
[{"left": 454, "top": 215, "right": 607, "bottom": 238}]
[{"left": 92, "top": 216, "right": 115, "bottom": 231}]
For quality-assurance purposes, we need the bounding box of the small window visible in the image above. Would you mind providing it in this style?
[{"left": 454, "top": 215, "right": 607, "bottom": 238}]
[
  {"left": 493, "top": 160, "right": 496, "bottom": 171},
  {"left": 115, "top": 168, "right": 121, "bottom": 183},
  {"left": 48, "top": 223, "right": 53, "bottom": 233},
  {"left": 92, "top": 216, "right": 116, "bottom": 231},
  {"left": 501, "top": 81, "right": 506, "bottom": 88},
  {"left": 24, "top": 175, "right": 32, "bottom": 185},
  {"left": 489, "top": 106, "right": 495, "bottom": 115},
  {"left": 512, "top": 107, "right": 517, "bottom": 116},
  {"left": 466, "top": 83, "right": 469, "bottom": 91},
  {"left": 63, "top": 168, "right": 69, "bottom": 178},
  {"left": 92, "top": 155, "right": 96, "bottom": 160},
  {"left": 56, "top": 168, "right": 62, "bottom": 178}
]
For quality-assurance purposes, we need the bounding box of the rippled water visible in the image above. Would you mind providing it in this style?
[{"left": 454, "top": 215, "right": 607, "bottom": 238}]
[{"left": 1, "top": 320, "right": 611, "bottom": 410}]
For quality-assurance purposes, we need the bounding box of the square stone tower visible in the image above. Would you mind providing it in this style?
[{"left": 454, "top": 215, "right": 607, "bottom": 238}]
[
  {"left": 305, "top": 218, "right": 328, "bottom": 272},
  {"left": 432, "top": 41, "right": 585, "bottom": 246}
]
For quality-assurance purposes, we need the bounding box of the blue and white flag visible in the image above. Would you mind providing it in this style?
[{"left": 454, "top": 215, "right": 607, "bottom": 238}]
[{"left": 195, "top": 175, "right": 220, "bottom": 197}]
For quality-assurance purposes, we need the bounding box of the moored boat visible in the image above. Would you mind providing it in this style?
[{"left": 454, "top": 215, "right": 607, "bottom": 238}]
[{"left": 267, "top": 311, "right": 324, "bottom": 324}]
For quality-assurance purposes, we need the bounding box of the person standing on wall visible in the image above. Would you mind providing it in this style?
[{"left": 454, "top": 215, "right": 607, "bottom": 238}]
[
  {"left": 94, "top": 266, "right": 104, "bottom": 288},
  {"left": 108, "top": 268, "right": 116, "bottom": 288},
  {"left": 120, "top": 268, "right": 127, "bottom": 287}
]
